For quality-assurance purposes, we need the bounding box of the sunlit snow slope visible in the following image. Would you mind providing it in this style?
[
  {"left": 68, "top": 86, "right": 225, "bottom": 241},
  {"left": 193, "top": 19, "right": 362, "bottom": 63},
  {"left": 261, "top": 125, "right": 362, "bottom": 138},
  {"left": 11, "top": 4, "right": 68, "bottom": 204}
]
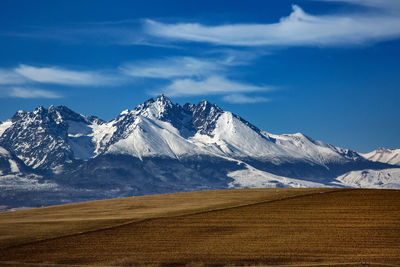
[{"left": 361, "top": 148, "right": 400, "bottom": 166}]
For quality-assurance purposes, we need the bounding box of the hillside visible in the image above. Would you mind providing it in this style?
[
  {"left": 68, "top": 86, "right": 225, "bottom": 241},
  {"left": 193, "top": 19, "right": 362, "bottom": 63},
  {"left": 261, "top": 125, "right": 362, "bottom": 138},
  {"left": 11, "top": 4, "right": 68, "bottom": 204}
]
[
  {"left": 0, "top": 188, "right": 399, "bottom": 266},
  {"left": 0, "top": 188, "right": 327, "bottom": 249}
]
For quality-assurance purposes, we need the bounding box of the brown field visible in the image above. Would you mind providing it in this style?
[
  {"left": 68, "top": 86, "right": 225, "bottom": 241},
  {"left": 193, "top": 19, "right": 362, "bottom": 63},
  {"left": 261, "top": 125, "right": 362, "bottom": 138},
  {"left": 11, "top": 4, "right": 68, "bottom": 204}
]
[
  {"left": 0, "top": 188, "right": 399, "bottom": 266},
  {"left": 0, "top": 188, "right": 327, "bottom": 249}
]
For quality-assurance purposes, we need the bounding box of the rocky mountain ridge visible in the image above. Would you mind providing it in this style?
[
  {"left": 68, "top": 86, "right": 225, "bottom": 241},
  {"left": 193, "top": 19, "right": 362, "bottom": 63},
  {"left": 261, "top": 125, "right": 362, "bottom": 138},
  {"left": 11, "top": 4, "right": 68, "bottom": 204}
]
[{"left": 0, "top": 95, "right": 398, "bottom": 210}]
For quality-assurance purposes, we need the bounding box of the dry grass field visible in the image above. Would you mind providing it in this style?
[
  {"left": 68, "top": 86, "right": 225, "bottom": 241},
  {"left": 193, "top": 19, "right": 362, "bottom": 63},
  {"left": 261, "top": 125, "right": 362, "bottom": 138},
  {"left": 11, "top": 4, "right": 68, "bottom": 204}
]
[
  {"left": 0, "top": 188, "right": 399, "bottom": 266},
  {"left": 0, "top": 188, "right": 327, "bottom": 249}
]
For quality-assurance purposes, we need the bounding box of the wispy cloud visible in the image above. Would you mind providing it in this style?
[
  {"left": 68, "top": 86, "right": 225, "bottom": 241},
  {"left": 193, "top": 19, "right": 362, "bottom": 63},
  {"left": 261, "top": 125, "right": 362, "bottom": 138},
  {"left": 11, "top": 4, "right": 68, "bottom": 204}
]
[
  {"left": 6, "top": 87, "right": 62, "bottom": 99},
  {"left": 121, "top": 57, "right": 224, "bottom": 79},
  {"left": 144, "top": 4, "right": 400, "bottom": 47},
  {"left": 5, "top": 1, "right": 400, "bottom": 48},
  {"left": 205, "top": 49, "right": 269, "bottom": 66},
  {"left": 318, "top": 0, "right": 400, "bottom": 10},
  {"left": 124, "top": 55, "right": 273, "bottom": 103},
  {"left": 14, "top": 65, "right": 121, "bottom": 86},
  {"left": 0, "top": 64, "right": 130, "bottom": 98},
  {"left": 222, "top": 94, "right": 270, "bottom": 104},
  {"left": 0, "top": 69, "right": 26, "bottom": 85},
  {"left": 160, "top": 75, "right": 271, "bottom": 97},
  {"left": 2, "top": 20, "right": 179, "bottom": 49}
]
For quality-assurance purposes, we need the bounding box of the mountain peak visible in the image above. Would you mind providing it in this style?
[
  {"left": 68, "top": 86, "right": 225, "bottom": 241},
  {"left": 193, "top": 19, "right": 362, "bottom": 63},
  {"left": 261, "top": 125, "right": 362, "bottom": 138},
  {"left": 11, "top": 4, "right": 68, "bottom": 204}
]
[
  {"left": 155, "top": 94, "right": 172, "bottom": 104},
  {"left": 142, "top": 97, "right": 155, "bottom": 106},
  {"left": 197, "top": 99, "right": 221, "bottom": 110},
  {"left": 187, "top": 99, "right": 224, "bottom": 136},
  {"left": 198, "top": 99, "right": 209, "bottom": 105},
  {"left": 34, "top": 105, "right": 47, "bottom": 115},
  {"left": 11, "top": 110, "right": 27, "bottom": 122},
  {"left": 133, "top": 95, "right": 183, "bottom": 121},
  {"left": 53, "top": 105, "right": 86, "bottom": 122}
]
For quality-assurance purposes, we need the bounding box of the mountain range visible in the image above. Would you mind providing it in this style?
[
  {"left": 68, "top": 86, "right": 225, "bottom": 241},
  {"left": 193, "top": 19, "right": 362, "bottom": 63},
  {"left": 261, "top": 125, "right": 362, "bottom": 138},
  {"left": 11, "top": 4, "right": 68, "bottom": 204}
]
[{"left": 0, "top": 95, "right": 399, "bottom": 210}]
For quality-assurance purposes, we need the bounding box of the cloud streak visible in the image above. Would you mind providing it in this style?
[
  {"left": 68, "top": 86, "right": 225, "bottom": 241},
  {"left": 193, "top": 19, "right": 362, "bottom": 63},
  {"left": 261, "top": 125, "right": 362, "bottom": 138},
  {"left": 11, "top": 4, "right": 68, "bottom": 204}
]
[
  {"left": 0, "top": 64, "right": 129, "bottom": 98},
  {"left": 144, "top": 4, "right": 400, "bottom": 47},
  {"left": 222, "top": 94, "right": 270, "bottom": 104},
  {"left": 5, "top": 1, "right": 400, "bottom": 49},
  {"left": 15, "top": 65, "right": 120, "bottom": 86},
  {"left": 161, "top": 75, "right": 271, "bottom": 97},
  {"left": 121, "top": 57, "right": 225, "bottom": 79},
  {"left": 5, "top": 87, "right": 62, "bottom": 99},
  {"left": 0, "top": 69, "right": 26, "bottom": 85},
  {"left": 124, "top": 56, "right": 273, "bottom": 103},
  {"left": 318, "top": 0, "right": 400, "bottom": 10}
]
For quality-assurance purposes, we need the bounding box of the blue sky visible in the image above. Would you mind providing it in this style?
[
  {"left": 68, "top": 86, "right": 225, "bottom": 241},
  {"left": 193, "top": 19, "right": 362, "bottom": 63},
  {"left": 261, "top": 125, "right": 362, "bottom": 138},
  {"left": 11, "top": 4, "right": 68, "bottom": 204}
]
[{"left": 0, "top": 0, "right": 399, "bottom": 152}]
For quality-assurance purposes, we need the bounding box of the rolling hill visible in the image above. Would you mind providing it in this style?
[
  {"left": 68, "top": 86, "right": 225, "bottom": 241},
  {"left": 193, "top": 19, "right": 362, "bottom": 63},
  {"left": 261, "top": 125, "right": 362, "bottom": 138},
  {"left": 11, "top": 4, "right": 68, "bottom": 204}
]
[{"left": 0, "top": 188, "right": 399, "bottom": 266}]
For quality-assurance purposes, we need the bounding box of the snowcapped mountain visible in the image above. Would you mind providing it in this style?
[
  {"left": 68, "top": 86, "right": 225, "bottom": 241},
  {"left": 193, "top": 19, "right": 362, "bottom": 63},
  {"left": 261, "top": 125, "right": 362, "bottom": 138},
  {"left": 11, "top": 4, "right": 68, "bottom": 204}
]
[
  {"left": 361, "top": 148, "right": 400, "bottom": 166},
  {"left": 331, "top": 148, "right": 400, "bottom": 189},
  {"left": 0, "top": 95, "right": 398, "bottom": 210},
  {"left": 90, "top": 95, "right": 365, "bottom": 167},
  {"left": 0, "top": 105, "right": 103, "bottom": 171}
]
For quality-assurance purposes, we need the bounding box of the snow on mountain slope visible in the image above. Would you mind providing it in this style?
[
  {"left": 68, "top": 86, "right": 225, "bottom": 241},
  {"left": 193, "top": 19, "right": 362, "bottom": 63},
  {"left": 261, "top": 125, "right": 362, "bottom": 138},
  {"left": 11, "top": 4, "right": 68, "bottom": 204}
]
[
  {"left": 0, "top": 105, "right": 103, "bottom": 170},
  {"left": 0, "top": 95, "right": 399, "bottom": 210},
  {"left": 334, "top": 168, "right": 400, "bottom": 189},
  {"left": 90, "top": 120, "right": 117, "bottom": 155},
  {"left": 269, "top": 133, "right": 362, "bottom": 166},
  {"left": 189, "top": 102, "right": 361, "bottom": 165},
  {"left": 0, "top": 146, "right": 10, "bottom": 157},
  {"left": 227, "top": 161, "right": 327, "bottom": 188},
  {"left": 101, "top": 96, "right": 227, "bottom": 159},
  {"left": 0, "top": 120, "right": 12, "bottom": 136},
  {"left": 67, "top": 119, "right": 96, "bottom": 159},
  {"left": 191, "top": 111, "right": 292, "bottom": 163},
  {"left": 107, "top": 115, "right": 204, "bottom": 159},
  {"left": 361, "top": 148, "right": 400, "bottom": 166},
  {"left": 0, "top": 95, "right": 394, "bottom": 179},
  {"left": 0, "top": 146, "right": 21, "bottom": 174},
  {"left": 132, "top": 95, "right": 195, "bottom": 137},
  {"left": 100, "top": 95, "right": 362, "bottom": 168},
  {"left": 0, "top": 95, "right": 366, "bottom": 171}
]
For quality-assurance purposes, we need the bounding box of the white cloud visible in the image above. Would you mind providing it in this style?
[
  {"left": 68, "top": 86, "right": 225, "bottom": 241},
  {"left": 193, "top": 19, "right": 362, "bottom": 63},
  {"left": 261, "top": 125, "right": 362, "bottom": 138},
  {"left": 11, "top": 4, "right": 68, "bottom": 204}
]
[
  {"left": 14, "top": 65, "right": 120, "bottom": 86},
  {"left": 204, "top": 49, "right": 269, "bottom": 66},
  {"left": 161, "top": 75, "right": 271, "bottom": 97},
  {"left": 7, "top": 87, "right": 62, "bottom": 99},
  {"left": 0, "top": 69, "right": 26, "bottom": 85},
  {"left": 222, "top": 94, "right": 270, "bottom": 104},
  {"left": 123, "top": 56, "right": 272, "bottom": 103},
  {"left": 144, "top": 4, "right": 400, "bottom": 47},
  {"left": 121, "top": 57, "right": 224, "bottom": 79}
]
